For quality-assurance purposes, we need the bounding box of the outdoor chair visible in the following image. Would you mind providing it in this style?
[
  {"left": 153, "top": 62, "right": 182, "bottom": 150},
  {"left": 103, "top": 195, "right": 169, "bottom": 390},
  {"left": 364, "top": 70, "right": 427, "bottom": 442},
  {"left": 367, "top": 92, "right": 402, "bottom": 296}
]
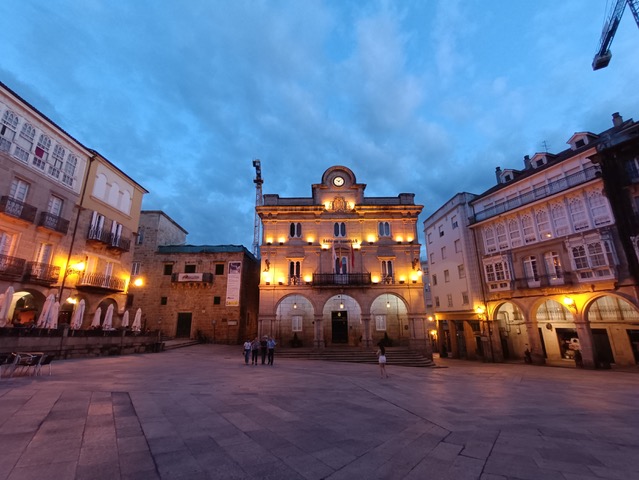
[
  {"left": 10, "top": 353, "right": 43, "bottom": 377},
  {"left": 34, "top": 354, "right": 54, "bottom": 376},
  {"left": 0, "top": 353, "right": 19, "bottom": 379}
]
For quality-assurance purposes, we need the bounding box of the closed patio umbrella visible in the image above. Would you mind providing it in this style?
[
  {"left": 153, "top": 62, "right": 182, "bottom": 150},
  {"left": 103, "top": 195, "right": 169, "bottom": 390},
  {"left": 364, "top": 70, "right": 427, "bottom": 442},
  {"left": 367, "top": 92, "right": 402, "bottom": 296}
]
[
  {"left": 132, "top": 308, "right": 142, "bottom": 332},
  {"left": 91, "top": 307, "right": 102, "bottom": 328},
  {"left": 36, "top": 294, "right": 55, "bottom": 328},
  {"left": 46, "top": 302, "right": 60, "bottom": 329},
  {"left": 121, "top": 310, "right": 130, "bottom": 328},
  {"left": 0, "top": 287, "right": 13, "bottom": 327},
  {"left": 103, "top": 304, "right": 114, "bottom": 330},
  {"left": 70, "top": 299, "right": 85, "bottom": 330}
]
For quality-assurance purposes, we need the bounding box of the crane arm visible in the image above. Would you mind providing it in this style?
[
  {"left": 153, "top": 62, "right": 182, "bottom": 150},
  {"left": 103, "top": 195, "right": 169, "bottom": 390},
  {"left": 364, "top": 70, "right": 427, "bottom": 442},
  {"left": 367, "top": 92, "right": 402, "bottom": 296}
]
[{"left": 593, "top": 0, "right": 627, "bottom": 70}]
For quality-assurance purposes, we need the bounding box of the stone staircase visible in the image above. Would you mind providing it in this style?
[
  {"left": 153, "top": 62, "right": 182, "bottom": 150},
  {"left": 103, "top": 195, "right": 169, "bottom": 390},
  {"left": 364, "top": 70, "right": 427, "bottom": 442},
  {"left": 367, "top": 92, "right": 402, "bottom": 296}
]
[
  {"left": 163, "top": 338, "right": 200, "bottom": 350},
  {"left": 276, "top": 346, "right": 435, "bottom": 368}
]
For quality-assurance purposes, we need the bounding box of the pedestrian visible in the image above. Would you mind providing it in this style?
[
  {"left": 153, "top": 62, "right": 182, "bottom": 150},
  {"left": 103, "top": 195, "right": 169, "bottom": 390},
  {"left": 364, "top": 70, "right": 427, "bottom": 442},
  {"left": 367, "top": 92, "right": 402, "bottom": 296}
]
[
  {"left": 267, "top": 336, "right": 277, "bottom": 365},
  {"left": 243, "top": 339, "right": 252, "bottom": 365},
  {"left": 251, "top": 337, "right": 260, "bottom": 365},
  {"left": 376, "top": 344, "right": 389, "bottom": 378},
  {"left": 260, "top": 336, "right": 268, "bottom": 364}
]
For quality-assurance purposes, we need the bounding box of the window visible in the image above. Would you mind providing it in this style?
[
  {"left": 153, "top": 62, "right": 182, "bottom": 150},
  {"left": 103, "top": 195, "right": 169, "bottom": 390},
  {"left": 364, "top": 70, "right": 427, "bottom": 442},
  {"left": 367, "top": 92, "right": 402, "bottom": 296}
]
[
  {"left": 521, "top": 214, "right": 536, "bottom": 244},
  {"left": 89, "top": 211, "right": 105, "bottom": 239},
  {"left": 215, "top": 264, "right": 224, "bottom": 275},
  {"left": 429, "top": 252, "right": 434, "bottom": 264},
  {"left": 536, "top": 209, "right": 552, "bottom": 239},
  {"left": 438, "top": 225, "right": 444, "bottom": 237},
  {"left": 33, "top": 134, "right": 51, "bottom": 170},
  {"left": 10, "top": 178, "right": 29, "bottom": 201},
  {"left": 569, "top": 239, "right": 615, "bottom": 280},
  {"left": 289, "top": 261, "right": 301, "bottom": 283},
  {"left": 427, "top": 232, "right": 432, "bottom": 244},
  {"left": 49, "top": 145, "right": 65, "bottom": 179},
  {"left": 378, "top": 221, "right": 391, "bottom": 237},
  {"left": 292, "top": 315, "right": 303, "bottom": 332},
  {"left": 523, "top": 256, "right": 540, "bottom": 286},
  {"left": 588, "top": 190, "right": 611, "bottom": 226},
  {"left": 483, "top": 258, "right": 512, "bottom": 291},
  {"left": 568, "top": 196, "right": 589, "bottom": 231},
  {"left": 131, "top": 262, "right": 141, "bottom": 276},
  {"left": 462, "top": 292, "right": 469, "bottom": 305},
  {"left": 213, "top": 296, "right": 221, "bottom": 305},
  {"left": 160, "top": 297, "right": 167, "bottom": 305},
  {"left": 508, "top": 218, "right": 522, "bottom": 247},
  {"left": 0, "top": 230, "right": 15, "bottom": 257},
  {"left": 441, "top": 246, "right": 446, "bottom": 260},
  {"left": 451, "top": 215, "right": 458, "bottom": 229},
  {"left": 483, "top": 226, "right": 496, "bottom": 253},
  {"left": 447, "top": 294, "right": 453, "bottom": 307},
  {"left": 432, "top": 274, "right": 437, "bottom": 286},
  {"left": 62, "top": 154, "right": 77, "bottom": 186},
  {"left": 551, "top": 203, "right": 570, "bottom": 236},
  {"left": 289, "top": 222, "right": 302, "bottom": 238},
  {"left": 136, "top": 227, "right": 144, "bottom": 245},
  {"left": 163, "top": 264, "right": 173, "bottom": 276},
  {"left": 458, "top": 264, "right": 465, "bottom": 279},
  {"left": 0, "top": 110, "right": 18, "bottom": 152},
  {"left": 381, "top": 260, "right": 393, "bottom": 281},
  {"left": 34, "top": 243, "right": 52, "bottom": 268},
  {"left": 544, "top": 251, "right": 563, "bottom": 284},
  {"left": 14, "top": 122, "right": 35, "bottom": 162},
  {"left": 454, "top": 239, "right": 461, "bottom": 253},
  {"left": 434, "top": 296, "right": 440, "bottom": 307},
  {"left": 496, "top": 222, "right": 508, "bottom": 249},
  {"left": 47, "top": 195, "right": 63, "bottom": 217},
  {"left": 444, "top": 270, "right": 450, "bottom": 282},
  {"left": 185, "top": 264, "right": 196, "bottom": 273},
  {"left": 111, "top": 221, "right": 123, "bottom": 246},
  {"left": 375, "top": 315, "right": 387, "bottom": 331},
  {"left": 334, "top": 222, "right": 346, "bottom": 237},
  {"left": 575, "top": 139, "right": 585, "bottom": 148},
  {"left": 572, "top": 246, "right": 589, "bottom": 269}
]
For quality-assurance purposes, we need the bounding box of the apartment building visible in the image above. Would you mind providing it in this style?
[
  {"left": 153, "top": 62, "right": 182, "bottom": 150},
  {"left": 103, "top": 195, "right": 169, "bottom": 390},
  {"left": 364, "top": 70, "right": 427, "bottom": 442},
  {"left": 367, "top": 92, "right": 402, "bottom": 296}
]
[
  {"left": 256, "top": 165, "right": 430, "bottom": 354},
  {"left": 0, "top": 82, "right": 146, "bottom": 329},
  {"left": 130, "top": 211, "right": 260, "bottom": 343}
]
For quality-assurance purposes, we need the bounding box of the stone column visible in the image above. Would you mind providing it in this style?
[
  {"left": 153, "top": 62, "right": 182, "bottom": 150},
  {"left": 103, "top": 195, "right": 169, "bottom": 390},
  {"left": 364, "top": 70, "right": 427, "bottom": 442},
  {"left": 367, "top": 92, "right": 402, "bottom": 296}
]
[
  {"left": 314, "top": 313, "right": 324, "bottom": 349},
  {"left": 524, "top": 316, "right": 545, "bottom": 365},
  {"left": 361, "top": 315, "right": 372, "bottom": 348},
  {"left": 574, "top": 314, "right": 596, "bottom": 369},
  {"left": 448, "top": 320, "right": 459, "bottom": 358}
]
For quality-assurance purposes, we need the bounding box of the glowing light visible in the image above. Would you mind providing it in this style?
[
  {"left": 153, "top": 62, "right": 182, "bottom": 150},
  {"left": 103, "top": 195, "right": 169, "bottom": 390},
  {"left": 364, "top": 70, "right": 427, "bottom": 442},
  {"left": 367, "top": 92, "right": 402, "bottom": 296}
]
[
  {"left": 66, "top": 297, "right": 77, "bottom": 304},
  {"left": 367, "top": 235, "right": 376, "bottom": 243},
  {"left": 133, "top": 277, "right": 144, "bottom": 287},
  {"left": 372, "top": 276, "right": 380, "bottom": 283},
  {"left": 396, "top": 236, "right": 403, "bottom": 243},
  {"left": 475, "top": 306, "right": 486, "bottom": 315},
  {"left": 562, "top": 296, "right": 575, "bottom": 307},
  {"left": 266, "top": 237, "right": 273, "bottom": 245},
  {"left": 306, "top": 237, "right": 314, "bottom": 244}
]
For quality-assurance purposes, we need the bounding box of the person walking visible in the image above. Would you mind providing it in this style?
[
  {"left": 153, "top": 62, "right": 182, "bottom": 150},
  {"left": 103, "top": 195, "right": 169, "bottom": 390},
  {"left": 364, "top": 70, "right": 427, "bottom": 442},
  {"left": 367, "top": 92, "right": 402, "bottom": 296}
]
[
  {"left": 251, "top": 337, "right": 260, "bottom": 365},
  {"left": 376, "top": 344, "right": 389, "bottom": 378},
  {"left": 243, "top": 339, "right": 252, "bottom": 365},
  {"left": 260, "top": 336, "right": 268, "bottom": 365},
  {"left": 267, "top": 336, "right": 277, "bottom": 365}
]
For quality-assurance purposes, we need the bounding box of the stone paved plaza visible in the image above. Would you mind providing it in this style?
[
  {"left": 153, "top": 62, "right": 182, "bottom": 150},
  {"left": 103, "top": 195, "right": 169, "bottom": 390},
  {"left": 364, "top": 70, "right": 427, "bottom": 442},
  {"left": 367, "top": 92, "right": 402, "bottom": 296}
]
[{"left": 0, "top": 345, "right": 638, "bottom": 480}]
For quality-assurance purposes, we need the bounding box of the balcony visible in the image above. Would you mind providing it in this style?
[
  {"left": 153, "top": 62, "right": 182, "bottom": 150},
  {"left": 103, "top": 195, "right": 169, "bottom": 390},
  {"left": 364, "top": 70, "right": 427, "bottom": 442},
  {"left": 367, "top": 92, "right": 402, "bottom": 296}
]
[
  {"left": 75, "top": 273, "right": 126, "bottom": 292},
  {"left": 87, "top": 228, "right": 131, "bottom": 252},
  {"left": 0, "top": 196, "right": 37, "bottom": 223},
  {"left": 38, "top": 212, "right": 70, "bottom": 234},
  {"left": 0, "top": 254, "right": 26, "bottom": 280},
  {"left": 514, "top": 273, "right": 574, "bottom": 290},
  {"left": 23, "top": 262, "right": 60, "bottom": 285},
  {"left": 472, "top": 165, "right": 601, "bottom": 223},
  {"left": 312, "top": 273, "right": 372, "bottom": 286},
  {"left": 171, "top": 272, "right": 214, "bottom": 283}
]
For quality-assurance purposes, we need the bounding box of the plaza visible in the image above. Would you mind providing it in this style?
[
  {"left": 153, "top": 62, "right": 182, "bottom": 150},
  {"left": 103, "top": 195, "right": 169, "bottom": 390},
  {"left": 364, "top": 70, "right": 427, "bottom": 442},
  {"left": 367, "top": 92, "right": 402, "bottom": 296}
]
[{"left": 0, "top": 346, "right": 638, "bottom": 480}]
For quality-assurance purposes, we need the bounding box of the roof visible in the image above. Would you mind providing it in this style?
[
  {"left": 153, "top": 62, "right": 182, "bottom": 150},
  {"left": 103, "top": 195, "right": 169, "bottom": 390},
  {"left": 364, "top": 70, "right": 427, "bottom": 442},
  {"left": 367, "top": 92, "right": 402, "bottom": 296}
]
[{"left": 157, "top": 244, "right": 256, "bottom": 259}]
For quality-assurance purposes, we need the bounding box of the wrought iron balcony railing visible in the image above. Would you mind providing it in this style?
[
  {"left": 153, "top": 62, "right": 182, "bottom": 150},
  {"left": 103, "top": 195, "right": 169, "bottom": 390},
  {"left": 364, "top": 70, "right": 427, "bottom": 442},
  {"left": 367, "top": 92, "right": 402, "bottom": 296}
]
[
  {"left": 24, "top": 262, "right": 60, "bottom": 284},
  {"left": 0, "top": 196, "right": 37, "bottom": 223},
  {"left": 513, "top": 273, "right": 574, "bottom": 289},
  {"left": 87, "top": 227, "right": 131, "bottom": 252},
  {"left": 87, "top": 227, "right": 111, "bottom": 244},
  {"left": 0, "top": 254, "right": 26, "bottom": 279},
  {"left": 75, "top": 273, "right": 126, "bottom": 291},
  {"left": 312, "top": 273, "right": 372, "bottom": 286},
  {"left": 38, "top": 211, "right": 70, "bottom": 234}
]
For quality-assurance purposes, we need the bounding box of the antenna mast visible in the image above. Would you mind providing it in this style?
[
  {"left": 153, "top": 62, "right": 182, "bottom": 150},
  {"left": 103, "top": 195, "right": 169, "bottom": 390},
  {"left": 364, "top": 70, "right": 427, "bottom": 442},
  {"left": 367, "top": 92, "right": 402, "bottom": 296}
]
[{"left": 252, "top": 159, "right": 263, "bottom": 258}]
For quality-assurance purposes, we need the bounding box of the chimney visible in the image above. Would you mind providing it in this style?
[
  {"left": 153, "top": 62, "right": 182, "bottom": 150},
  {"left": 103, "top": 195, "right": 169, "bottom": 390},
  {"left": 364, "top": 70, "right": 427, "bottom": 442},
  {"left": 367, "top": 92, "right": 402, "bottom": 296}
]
[
  {"left": 612, "top": 112, "right": 623, "bottom": 127},
  {"left": 524, "top": 155, "right": 531, "bottom": 169},
  {"left": 495, "top": 166, "right": 502, "bottom": 183}
]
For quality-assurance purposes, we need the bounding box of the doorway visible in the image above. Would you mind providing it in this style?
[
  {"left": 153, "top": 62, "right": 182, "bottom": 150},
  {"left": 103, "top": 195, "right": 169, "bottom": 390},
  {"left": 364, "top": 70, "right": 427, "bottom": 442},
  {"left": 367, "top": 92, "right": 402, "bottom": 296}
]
[
  {"left": 176, "top": 312, "right": 192, "bottom": 338},
  {"left": 592, "top": 328, "right": 614, "bottom": 366},
  {"left": 331, "top": 311, "right": 348, "bottom": 344}
]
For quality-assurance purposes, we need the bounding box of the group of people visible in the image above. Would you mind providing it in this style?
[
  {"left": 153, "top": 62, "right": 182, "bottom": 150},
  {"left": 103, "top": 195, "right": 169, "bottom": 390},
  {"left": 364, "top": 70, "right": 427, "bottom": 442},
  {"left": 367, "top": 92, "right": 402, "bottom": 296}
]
[{"left": 243, "top": 336, "right": 276, "bottom": 365}]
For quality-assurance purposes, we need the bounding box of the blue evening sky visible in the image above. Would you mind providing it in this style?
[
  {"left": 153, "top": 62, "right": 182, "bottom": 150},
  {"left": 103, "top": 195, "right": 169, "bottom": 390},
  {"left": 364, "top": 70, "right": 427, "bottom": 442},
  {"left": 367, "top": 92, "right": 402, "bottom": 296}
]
[{"left": 1, "top": 1, "right": 637, "bottom": 251}]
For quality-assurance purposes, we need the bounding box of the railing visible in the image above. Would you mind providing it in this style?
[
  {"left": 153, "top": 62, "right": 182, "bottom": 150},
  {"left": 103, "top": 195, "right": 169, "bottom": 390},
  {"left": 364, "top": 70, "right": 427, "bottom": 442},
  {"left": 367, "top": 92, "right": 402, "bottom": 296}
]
[
  {"left": 38, "top": 212, "right": 70, "bottom": 234},
  {"left": 87, "top": 227, "right": 111, "bottom": 244},
  {"left": 312, "top": 273, "right": 372, "bottom": 286},
  {"left": 24, "top": 262, "right": 60, "bottom": 284},
  {"left": 473, "top": 165, "right": 601, "bottom": 223},
  {"left": 108, "top": 235, "right": 131, "bottom": 252},
  {"left": 0, "top": 196, "right": 37, "bottom": 223},
  {"left": 87, "top": 227, "right": 131, "bottom": 252},
  {"left": 513, "top": 273, "right": 574, "bottom": 289},
  {"left": 171, "top": 272, "right": 214, "bottom": 283},
  {"left": 0, "top": 254, "right": 26, "bottom": 279},
  {"left": 76, "top": 273, "right": 126, "bottom": 291}
]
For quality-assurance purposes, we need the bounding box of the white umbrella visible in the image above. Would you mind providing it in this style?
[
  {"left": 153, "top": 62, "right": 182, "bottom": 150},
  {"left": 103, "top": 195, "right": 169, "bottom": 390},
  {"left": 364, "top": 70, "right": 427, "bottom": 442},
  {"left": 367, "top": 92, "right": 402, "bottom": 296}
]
[
  {"left": 46, "top": 302, "right": 60, "bottom": 329},
  {"left": 121, "top": 310, "right": 130, "bottom": 328},
  {"left": 132, "top": 308, "right": 142, "bottom": 332},
  {"left": 91, "top": 307, "right": 102, "bottom": 328},
  {"left": 70, "top": 299, "right": 85, "bottom": 330},
  {"left": 36, "top": 293, "right": 55, "bottom": 327},
  {"left": 0, "top": 290, "right": 9, "bottom": 327},
  {"left": 103, "top": 304, "right": 114, "bottom": 330}
]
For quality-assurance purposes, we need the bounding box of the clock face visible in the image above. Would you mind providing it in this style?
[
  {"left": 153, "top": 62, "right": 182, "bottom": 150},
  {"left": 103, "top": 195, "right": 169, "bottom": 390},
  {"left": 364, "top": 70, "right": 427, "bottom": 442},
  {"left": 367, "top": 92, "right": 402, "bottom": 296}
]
[{"left": 333, "top": 176, "right": 345, "bottom": 187}]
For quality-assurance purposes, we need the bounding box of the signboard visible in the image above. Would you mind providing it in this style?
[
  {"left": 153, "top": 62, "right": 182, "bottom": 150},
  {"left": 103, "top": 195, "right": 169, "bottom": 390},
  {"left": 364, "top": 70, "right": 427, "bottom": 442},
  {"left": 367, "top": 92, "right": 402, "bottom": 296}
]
[
  {"left": 177, "top": 273, "right": 203, "bottom": 282},
  {"left": 225, "top": 261, "right": 242, "bottom": 306}
]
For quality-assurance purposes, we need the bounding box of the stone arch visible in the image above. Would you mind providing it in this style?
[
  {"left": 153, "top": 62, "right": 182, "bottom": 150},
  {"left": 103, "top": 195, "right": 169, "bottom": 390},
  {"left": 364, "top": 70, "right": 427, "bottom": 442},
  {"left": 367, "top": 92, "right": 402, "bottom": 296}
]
[
  {"left": 9, "top": 288, "right": 46, "bottom": 325},
  {"left": 493, "top": 301, "right": 527, "bottom": 360},
  {"left": 369, "top": 293, "right": 409, "bottom": 346},
  {"left": 321, "top": 294, "right": 363, "bottom": 346},
  {"left": 275, "top": 294, "right": 315, "bottom": 347}
]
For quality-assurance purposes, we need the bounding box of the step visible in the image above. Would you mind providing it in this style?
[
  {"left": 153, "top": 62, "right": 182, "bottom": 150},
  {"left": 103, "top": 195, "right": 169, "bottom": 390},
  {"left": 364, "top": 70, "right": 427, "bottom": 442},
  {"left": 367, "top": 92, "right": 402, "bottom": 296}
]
[{"left": 276, "top": 347, "right": 435, "bottom": 367}]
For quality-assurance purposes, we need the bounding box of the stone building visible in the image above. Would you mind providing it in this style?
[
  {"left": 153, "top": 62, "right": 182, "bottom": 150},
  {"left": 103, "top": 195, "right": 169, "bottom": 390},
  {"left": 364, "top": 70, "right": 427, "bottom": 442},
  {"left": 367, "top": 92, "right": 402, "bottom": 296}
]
[
  {"left": 0, "top": 81, "right": 146, "bottom": 329},
  {"left": 256, "top": 166, "right": 431, "bottom": 354},
  {"left": 130, "top": 211, "right": 260, "bottom": 343}
]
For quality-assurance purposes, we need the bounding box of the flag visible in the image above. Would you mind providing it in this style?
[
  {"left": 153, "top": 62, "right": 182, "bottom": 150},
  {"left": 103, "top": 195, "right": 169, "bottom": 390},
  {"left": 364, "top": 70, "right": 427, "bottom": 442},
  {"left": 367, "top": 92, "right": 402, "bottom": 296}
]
[{"left": 331, "top": 242, "right": 336, "bottom": 273}]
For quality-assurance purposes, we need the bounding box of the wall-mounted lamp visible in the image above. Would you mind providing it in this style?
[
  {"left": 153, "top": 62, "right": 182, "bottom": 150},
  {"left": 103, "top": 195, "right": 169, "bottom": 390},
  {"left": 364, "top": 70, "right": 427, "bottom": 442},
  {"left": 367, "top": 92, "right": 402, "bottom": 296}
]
[
  {"left": 339, "top": 295, "right": 344, "bottom": 309},
  {"left": 66, "top": 261, "right": 86, "bottom": 276},
  {"left": 562, "top": 296, "right": 576, "bottom": 312},
  {"left": 293, "top": 302, "right": 297, "bottom": 309},
  {"left": 66, "top": 297, "right": 77, "bottom": 304},
  {"left": 475, "top": 305, "right": 486, "bottom": 320},
  {"left": 386, "top": 300, "right": 391, "bottom": 309},
  {"left": 132, "top": 277, "right": 144, "bottom": 287}
]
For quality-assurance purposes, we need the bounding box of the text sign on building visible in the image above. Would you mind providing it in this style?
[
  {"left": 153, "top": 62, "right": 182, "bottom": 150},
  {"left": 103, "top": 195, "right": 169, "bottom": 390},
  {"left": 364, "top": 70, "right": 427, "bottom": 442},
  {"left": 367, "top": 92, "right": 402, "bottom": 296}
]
[
  {"left": 226, "top": 261, "right": 242, "bottom": 307},
  {"left": 177, "top": 273, "right": 203, "bottom": 282}
]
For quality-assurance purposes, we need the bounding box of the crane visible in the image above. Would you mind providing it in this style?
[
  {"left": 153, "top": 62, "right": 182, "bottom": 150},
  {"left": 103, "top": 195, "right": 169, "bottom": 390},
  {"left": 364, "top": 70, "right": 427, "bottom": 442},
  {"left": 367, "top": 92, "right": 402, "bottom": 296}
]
[
  {"left": 252, "top": 159, "right": 263, "bottom": 258},
  {"left": 592, "top": 0, "right": 639, "bottom": 70}
]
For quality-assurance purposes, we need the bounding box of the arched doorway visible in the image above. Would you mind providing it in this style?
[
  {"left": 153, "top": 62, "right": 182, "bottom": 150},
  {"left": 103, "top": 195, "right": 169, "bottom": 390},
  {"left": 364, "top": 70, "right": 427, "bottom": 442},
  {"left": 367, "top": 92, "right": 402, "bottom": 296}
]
[
  {"left": 587, "top": 295, "right": 639, "bottom": 365},
  {"left": 370, "top": 293, "right": 408, "bottom": 346},
  {"left": 275, "top": 294, "right": 314, "bottom": 347},
  {"left": 494, "top": 301, "right": 526, "bottom": 359},
  {"left": 322, "top": 294, "right": 362, "bottom": 346},
  {"left": 536, "top": 299, "right": 576, "bottom": 362}
]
